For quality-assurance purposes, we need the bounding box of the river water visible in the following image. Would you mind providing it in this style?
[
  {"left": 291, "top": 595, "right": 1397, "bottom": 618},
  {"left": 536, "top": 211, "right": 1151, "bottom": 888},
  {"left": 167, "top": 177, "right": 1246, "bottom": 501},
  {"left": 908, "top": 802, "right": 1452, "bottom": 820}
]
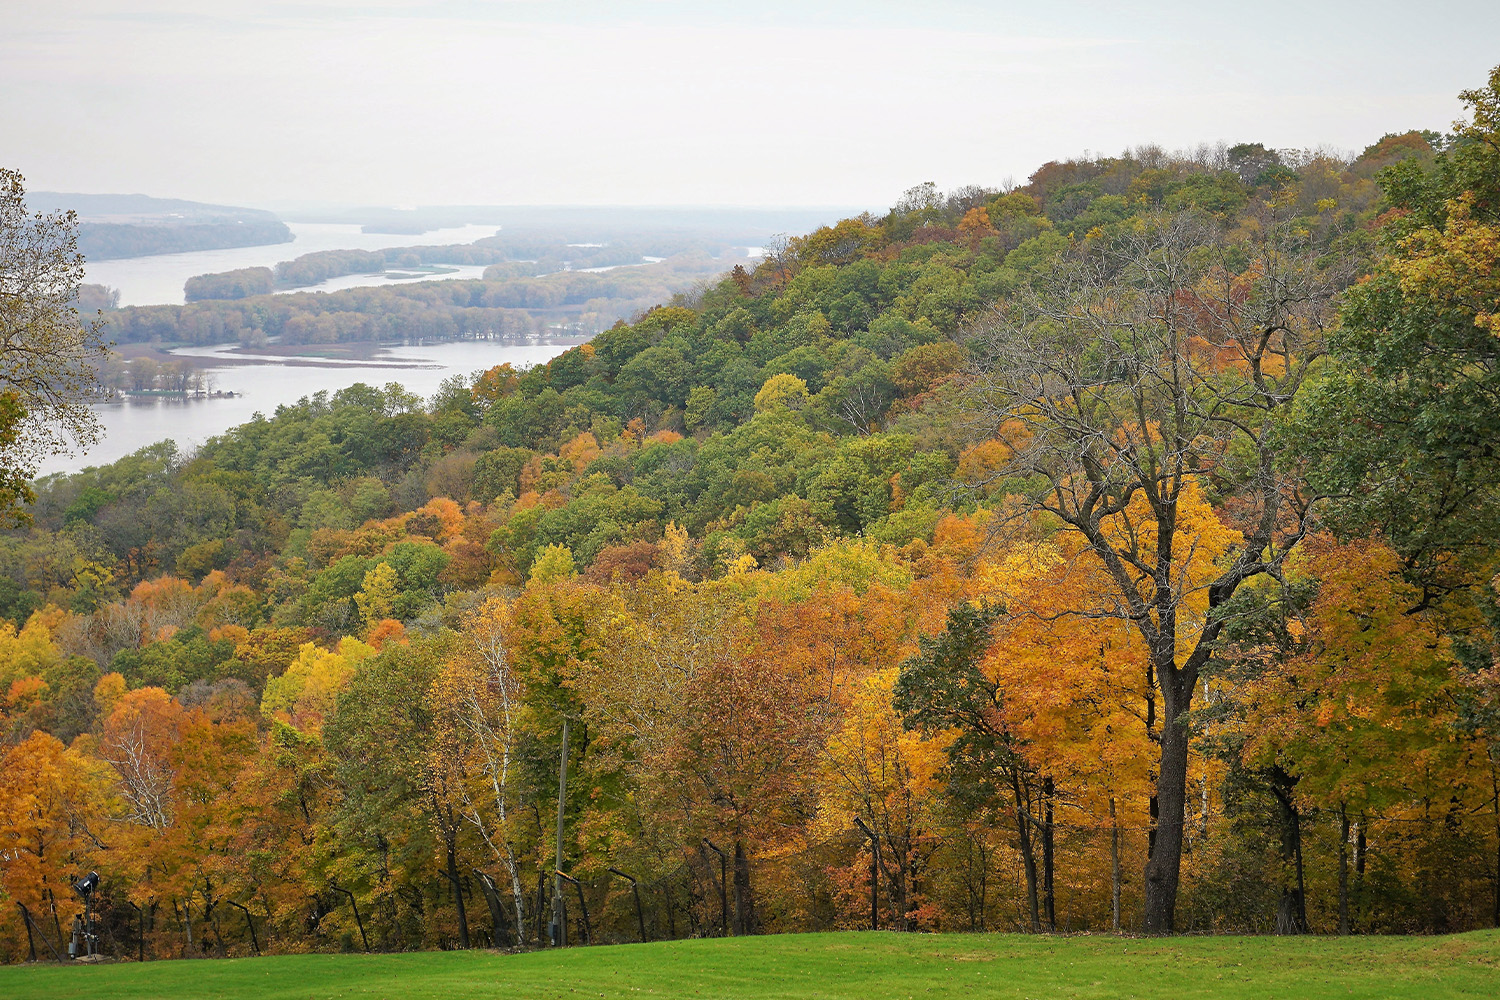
[
  {"left": 38, "top": 339, "right": 575, "bottom": 479},
  {"left": 84, "top": 223, "right": 502, "bottom": 306}
]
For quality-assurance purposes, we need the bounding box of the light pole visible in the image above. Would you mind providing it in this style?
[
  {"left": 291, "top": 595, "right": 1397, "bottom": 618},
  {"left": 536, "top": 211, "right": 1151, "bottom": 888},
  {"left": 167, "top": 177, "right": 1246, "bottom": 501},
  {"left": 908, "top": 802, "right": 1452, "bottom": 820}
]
[
  {"left": 71, "top": 871, "right": 100, "bottom": 958},
  {"left": 555, "top": 870, "right": 591, "bottom": 944},
  {"left": 608, "top": 867, "right": 648, "bottom": 943}
]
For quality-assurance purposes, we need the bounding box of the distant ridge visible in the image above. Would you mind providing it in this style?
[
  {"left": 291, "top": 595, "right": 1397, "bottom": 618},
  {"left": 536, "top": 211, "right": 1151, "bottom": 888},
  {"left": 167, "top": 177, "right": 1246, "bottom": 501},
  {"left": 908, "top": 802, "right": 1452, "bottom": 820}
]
[
  {"left": 281, "top": 204, "right": 866, "bottom": 240},
  {"left": 28, "top": 191, "right": 292, "bottom": 260},
  {"left": 26, "top": 191, "right": 283, "bottom": 222}
]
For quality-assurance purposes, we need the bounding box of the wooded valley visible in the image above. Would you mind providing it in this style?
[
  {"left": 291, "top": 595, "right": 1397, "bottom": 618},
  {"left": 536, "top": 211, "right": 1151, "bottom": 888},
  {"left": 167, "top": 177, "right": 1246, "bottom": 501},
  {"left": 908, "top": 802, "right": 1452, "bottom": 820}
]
[{"left": 4, "top": 68, "right": 1500, "bottom": 960}]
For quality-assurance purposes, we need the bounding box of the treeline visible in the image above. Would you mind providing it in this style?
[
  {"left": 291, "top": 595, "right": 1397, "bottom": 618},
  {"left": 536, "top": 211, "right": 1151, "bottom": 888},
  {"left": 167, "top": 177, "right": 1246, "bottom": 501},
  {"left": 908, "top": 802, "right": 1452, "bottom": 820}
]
[
  {"left": 72, "top": 284, "right": 119, "bottom": 312},
  {"left": 183, "top": 238, "right": 754, "bottom": 303},
  {"left": 471, "top": 233, "right": 749, "bottom": 274},
  {"left": 94, "top": 356, "right": 220, "bottom": 396},
  {"left": 3, "top": 69, "right": 1500, "bottom": 960},
  {"left": 115, "top": 253, "right": 738, "bottom": 345},
  {"left": 77, "top": 220, "right": 292, "bottom": 261},
  {"left": 183, "top": 268, "right": 275, "bottom": 301},
  {"left": 184, "top": 247, "right": 514, "bottom": 302}
]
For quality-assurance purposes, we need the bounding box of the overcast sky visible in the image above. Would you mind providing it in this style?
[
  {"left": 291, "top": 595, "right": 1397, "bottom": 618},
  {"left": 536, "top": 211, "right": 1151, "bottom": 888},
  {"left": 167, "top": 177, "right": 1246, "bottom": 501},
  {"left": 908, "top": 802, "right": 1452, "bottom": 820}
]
[{"left": 4, "top": 1, "right": 1498, "bottom": 210}]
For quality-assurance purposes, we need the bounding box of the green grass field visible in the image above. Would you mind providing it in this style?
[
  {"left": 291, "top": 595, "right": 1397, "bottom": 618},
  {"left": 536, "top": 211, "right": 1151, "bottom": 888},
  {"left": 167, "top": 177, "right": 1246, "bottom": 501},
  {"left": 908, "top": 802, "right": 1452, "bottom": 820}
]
[{"left": 2, "top": 931, "right": 1498, "bottom": 1000}]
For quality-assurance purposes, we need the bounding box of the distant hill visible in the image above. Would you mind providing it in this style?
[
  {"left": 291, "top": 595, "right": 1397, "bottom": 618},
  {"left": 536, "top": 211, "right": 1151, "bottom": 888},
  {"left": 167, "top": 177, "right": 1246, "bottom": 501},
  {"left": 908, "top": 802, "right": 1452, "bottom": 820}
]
[
  {"left": 283, "top": 203, "right": 862, "bottom": 242},
  {"left": 28, "top": 191, "right": 292, "bottom": 260}
]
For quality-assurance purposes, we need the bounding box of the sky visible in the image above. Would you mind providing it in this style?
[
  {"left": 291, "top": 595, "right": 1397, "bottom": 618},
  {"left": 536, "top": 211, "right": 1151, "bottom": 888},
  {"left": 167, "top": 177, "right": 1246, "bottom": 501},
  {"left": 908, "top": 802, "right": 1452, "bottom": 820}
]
[{"left": 4, "top": 1, "right": 1498, "bottom": 211}]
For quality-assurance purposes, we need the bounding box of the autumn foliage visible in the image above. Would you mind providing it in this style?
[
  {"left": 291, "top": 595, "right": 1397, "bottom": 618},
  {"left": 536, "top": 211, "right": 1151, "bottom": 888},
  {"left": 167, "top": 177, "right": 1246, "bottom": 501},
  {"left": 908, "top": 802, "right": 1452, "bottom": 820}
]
[{"left": 7, "top": 69, "right": 1500, "bottom": 961}]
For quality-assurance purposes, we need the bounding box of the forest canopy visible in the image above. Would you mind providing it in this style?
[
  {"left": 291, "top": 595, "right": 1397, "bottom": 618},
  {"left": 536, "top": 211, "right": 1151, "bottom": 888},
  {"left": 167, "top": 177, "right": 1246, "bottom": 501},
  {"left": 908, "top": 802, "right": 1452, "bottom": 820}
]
[{"left": 3, "top": 68, "right": 1500, "bottom": 960}]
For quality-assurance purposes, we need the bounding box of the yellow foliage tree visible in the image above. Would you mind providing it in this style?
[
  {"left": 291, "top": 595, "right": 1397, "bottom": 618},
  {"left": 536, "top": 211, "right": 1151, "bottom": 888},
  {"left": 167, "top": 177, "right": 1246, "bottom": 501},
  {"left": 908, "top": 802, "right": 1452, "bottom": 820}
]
[
  {"left": 528, "top": 544, "right": 577, "bottom": 586},
  {"left": 354, "top": 562, "right": 398, "bottom": 631},
  {"left": 753, "top": 373, "right": 810, "bottom": 413},
  {"left": 0, "top": 732, "right": 110, "bottom": 955},
  {"left": 819, "top": 667, "right": 952, "bottom": 929},
  {"left": 260, "top": 638, "right": 376, "bottom": 732}
]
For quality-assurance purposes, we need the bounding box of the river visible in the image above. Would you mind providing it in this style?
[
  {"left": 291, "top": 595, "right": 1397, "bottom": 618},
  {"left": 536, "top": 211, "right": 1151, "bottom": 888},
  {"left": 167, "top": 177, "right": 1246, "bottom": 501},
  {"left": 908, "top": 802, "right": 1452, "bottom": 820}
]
[
  {"left": 37, "top": 339, "right": 576, "bottom": 479},
  {"left": 84, "top": 223, "right": 502, "bottom": 307}
]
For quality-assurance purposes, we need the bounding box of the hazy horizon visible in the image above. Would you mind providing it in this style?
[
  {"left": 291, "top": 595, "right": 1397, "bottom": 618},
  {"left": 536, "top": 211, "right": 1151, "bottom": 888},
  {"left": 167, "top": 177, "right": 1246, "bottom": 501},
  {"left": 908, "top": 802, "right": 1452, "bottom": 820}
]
[
  {"left": 25, "top": 192, "right": 872, "bottom": 222},
  {"left": 8, "top": 2, "right": 1499, "bottom": 209}
]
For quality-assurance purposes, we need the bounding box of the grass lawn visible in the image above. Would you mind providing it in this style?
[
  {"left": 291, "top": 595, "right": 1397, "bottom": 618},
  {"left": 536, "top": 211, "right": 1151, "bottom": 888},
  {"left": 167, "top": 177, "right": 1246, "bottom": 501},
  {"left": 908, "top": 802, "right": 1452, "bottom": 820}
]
[{"left": 2, "top": 930, "right": 1497, "bottom": 1000}]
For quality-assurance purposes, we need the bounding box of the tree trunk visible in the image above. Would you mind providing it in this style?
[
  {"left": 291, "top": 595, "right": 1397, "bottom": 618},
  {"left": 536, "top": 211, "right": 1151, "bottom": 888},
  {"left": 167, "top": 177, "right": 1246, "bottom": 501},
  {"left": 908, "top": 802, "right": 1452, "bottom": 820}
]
[
  {"left": 1338, "top": 806, "right": 1350, "bottom": 936},
  {"left": 1110, "top": 797, "right": 1122, "bottom": 933},
  {"left": 1270, "top": 767, "right": 1306, "bottom": 935},
  {"left": 535, "top": 870, "right": 548, "bottom": 947},
  {"left": 1042, "top": 776, "right": 1056, "bottom": 932},
  {"left": 475, "top": 870, "right": 510, "bottom": 948},
  {"left": 732, "top": 840, "right": 757, "bottom": 935},
  {"left": 447, "top": 839, "right": 470, "bottom": 949},
  {"left": 891, "top": 839, "right": 910, "bottom": 932},
  {"left": 1145, "top": 662, "right": 1159, "bottom": 862},
  {"left": 507, "top": 857, "right": 526, "bottom": 947},
  {"left": 1011, "top": 771, "right": 1040, "bottom": 932},
  {"left": 1142, "top": 670, "right": 1190, "bottom": 934},
  {"left": 1196, "top": 684, "right": 1211, "bottom": 847},
  {"left": 977, "top": 839, "right": 989, "bottom": 932},
  {"left": 1491, "top": 765, "right": 1500, "bottom": 928}
]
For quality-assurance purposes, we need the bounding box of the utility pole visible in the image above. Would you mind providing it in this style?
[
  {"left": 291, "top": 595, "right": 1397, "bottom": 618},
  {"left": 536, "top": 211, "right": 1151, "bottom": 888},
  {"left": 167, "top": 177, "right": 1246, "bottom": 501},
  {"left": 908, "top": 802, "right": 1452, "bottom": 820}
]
[{"left": 552, "top": 718, "right": 571, "bottom": 946}]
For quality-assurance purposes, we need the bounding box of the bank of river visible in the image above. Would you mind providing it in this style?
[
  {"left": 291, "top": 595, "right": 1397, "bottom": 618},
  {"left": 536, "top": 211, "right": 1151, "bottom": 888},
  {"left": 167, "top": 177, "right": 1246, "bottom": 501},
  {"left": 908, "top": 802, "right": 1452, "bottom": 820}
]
[
  {"left": 38, "top": 338, "right": 578, "bottom": 478},
  {"left": 84, "top": 223, "right": 501, "bottom": 307},
  {"left": 271, "top": 263, "right": 492, "bottom": 296}
]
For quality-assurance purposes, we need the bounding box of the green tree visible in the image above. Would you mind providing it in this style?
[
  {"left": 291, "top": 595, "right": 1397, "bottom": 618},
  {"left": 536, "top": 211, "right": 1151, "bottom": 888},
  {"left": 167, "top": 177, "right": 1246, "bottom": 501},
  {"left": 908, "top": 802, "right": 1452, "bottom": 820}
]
[
  {"left": 1298, "top": 66, "right": 1500, "bottom": 582},
  {"left": 323, "top": 639, "right": 472, "bottom": 949},
  {"left": 0, "top": 391, "right": 31, "bottom": 523},
  {"left": 894, "top": 601, "right": 1054, "bottom": 931}
]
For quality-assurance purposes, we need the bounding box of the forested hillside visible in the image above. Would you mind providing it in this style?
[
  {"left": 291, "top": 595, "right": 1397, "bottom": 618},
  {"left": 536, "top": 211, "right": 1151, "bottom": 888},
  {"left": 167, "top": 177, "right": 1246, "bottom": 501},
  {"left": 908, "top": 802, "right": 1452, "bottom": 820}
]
[{"left": 4, "top": 68, "right": 1500, "bottom": 960}]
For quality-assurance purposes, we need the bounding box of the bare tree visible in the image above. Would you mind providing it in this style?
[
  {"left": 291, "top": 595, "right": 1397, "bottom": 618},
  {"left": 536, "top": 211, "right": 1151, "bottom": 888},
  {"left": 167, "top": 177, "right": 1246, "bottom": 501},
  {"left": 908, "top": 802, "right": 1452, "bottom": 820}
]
[
  {"left": 962, "top": 207, "right": 1354, "bottom": 932},
  {"left": 763, "top": 233, "right": 795, "bottom": 287},
  {"left": 101, "top": 710, "right": 175, "bottom": 831}
]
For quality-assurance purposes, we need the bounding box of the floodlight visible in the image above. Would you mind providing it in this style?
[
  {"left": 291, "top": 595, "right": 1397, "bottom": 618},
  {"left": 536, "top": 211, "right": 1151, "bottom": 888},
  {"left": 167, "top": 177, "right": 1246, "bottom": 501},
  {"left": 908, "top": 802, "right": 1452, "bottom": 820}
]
[{"left": 72, "top": 871, "right": 100, "bottom": 897}]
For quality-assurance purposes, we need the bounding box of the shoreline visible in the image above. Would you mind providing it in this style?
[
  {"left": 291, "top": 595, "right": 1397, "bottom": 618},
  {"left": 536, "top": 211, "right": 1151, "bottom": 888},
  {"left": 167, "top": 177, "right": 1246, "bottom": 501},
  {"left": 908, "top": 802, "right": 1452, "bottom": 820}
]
[{"left": 109, "top": 335, "right": 590, "bottom": 370}]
